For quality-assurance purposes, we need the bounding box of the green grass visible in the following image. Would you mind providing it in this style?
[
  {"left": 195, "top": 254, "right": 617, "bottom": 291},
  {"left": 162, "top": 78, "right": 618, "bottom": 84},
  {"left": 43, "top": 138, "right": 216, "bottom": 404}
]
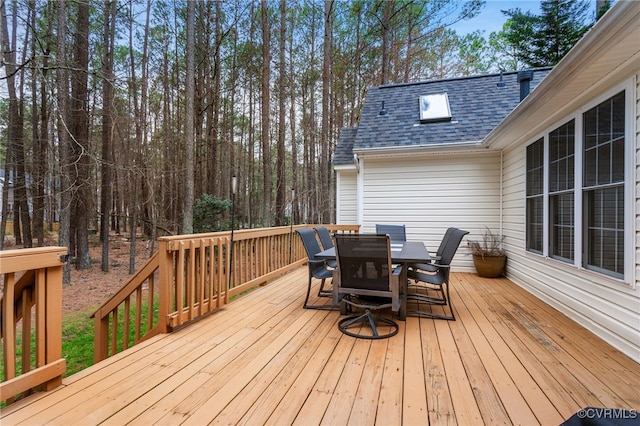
[
  {"left": 2, "top": 296, "right": 160, "bottom": 387},
  {"left": 61, "top": 309, "right": 97, "bottom": 377},
  {"left": 0, "top": 309, "right": 102, "bottom": 380},
  {"left": 0, "top": 310, "right": 95, "bottom": 407},
  {"left": 62, "top": 297, "right": 160, "bottom": 375}
]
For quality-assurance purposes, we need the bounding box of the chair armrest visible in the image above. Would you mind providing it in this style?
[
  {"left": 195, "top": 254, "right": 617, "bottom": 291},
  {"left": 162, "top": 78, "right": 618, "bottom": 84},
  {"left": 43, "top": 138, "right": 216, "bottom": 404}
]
[
  {"left": 308, "top": 259, "right": 327, "bottom": 270},
  {"left": 411, "top": 262, "right": 437, "bottom": 272},
  {"left": 432, "top": 263, "right": 450, "bottom": 269},
  {"left": 407, "top": 262, "right": 450, "bottom": 282},
  {"left": 308, "top": 258, "right": 329, "bottom": 275}
]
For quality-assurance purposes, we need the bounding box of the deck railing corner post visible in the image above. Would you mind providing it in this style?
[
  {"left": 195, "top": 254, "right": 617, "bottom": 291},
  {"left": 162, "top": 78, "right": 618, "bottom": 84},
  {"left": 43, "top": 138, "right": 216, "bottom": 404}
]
[{"left": 158, "top": 239, "right": 171, "bottom": 333}]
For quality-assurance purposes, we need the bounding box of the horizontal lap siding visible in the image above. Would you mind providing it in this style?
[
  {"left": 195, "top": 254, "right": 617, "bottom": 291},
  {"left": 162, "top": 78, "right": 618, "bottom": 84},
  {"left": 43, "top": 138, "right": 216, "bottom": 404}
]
[
  {"left": 337, "top": 171, "right": 358, "bottom": 224},
  {"left": 636, "top": 74, "right": 640, "bottom": 287},
  {"left": 360, "top": 152, "right": 502, "bottom": 271},
  {"left": 499, "top": 72, "right": 640, "bottom": 362},
  {"left": 502, "top": 145, "right": 527, "bottom": 247}
]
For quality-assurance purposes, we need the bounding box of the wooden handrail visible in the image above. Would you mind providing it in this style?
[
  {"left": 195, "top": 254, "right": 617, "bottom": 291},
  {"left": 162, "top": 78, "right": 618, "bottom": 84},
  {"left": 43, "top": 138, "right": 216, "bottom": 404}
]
[
  {"left": 91, "top": 252, "right": 162, "bottom": 362},
  {"left": 92, "top": 224, "right": 359, "bottom": 363},
  {"left": 1, "top": 247, "right": 68, "bottom": 404}
]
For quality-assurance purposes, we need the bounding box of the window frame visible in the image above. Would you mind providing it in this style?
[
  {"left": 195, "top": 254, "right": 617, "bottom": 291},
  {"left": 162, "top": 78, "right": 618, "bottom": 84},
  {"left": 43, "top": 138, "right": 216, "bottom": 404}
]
[
  {"left": 523, "top": 79, "right": 634, "bottom": 287},
  {"left": 525, "top": 138, "right": 544, "bottom": 254},
  {"left": 548, "top": 119, "right": 576, "bottom": 263}
]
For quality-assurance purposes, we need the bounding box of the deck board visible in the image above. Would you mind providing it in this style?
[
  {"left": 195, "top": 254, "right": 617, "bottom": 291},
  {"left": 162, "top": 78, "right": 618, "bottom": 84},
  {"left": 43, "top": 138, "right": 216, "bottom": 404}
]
[
  {"left": 2, "top": 269, "right": 639, "bottom": 425},
  {"left": 421, "top": 318, "right": 459, "bottom": 426},
  {"left": 403, "top": 318, "right": 429, "bottom": 424}
]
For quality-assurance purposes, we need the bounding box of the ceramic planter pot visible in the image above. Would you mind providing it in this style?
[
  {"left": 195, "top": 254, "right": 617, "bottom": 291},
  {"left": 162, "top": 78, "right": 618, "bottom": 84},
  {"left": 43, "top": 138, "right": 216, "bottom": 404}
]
[{"left": 472, "top": 254, "right": 506, "bottom": 278}]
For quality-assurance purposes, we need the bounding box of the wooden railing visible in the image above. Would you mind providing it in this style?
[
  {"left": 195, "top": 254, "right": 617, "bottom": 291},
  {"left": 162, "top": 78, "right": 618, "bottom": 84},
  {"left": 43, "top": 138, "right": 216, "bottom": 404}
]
[
  {"left": 92, "top": 224, "right": 359, "bottom": 363},
  {"left": 1, "top": 247, "right": 68, "bottom": 404},
  {"left": 0, "top": 225, "right": 359, "bottom": 402}
]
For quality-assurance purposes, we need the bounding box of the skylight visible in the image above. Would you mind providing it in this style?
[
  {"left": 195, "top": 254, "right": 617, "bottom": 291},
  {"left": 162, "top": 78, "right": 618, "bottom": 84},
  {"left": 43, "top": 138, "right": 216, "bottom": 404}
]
[{"left": 419, "top": 93, "right": 451, "bottom": 122}]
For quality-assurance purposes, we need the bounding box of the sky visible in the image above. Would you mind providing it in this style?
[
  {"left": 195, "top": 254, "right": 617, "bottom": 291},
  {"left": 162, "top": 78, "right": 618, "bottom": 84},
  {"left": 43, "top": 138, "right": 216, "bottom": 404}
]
[{"left": 451, "top": 0, "right": 599, "bottom": 36}]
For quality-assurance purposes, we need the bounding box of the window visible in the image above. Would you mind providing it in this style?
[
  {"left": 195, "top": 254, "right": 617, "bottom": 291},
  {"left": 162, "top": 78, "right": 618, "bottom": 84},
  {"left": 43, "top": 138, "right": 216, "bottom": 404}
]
[
  {"left": 526, "top": 139, "right": 544, "bottom": 253},
  {"left": 525, "top": 90, "right": 626, "bottom": 280},
  {"left": 549, "top": 120, "right": 575, "bottom": 262},
  {"left": 583, "top": 91, "right": 625, "bottom": 277}
]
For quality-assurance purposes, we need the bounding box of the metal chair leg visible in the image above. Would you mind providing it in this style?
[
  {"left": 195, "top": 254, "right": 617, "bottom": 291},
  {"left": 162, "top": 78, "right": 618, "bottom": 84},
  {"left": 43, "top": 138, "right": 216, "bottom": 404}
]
[
  {"left": 303, "top": 276, "right": 337, "bottom": 310},
  {"left": 337, "top": 309, "right": 399, "bottom": 339}
]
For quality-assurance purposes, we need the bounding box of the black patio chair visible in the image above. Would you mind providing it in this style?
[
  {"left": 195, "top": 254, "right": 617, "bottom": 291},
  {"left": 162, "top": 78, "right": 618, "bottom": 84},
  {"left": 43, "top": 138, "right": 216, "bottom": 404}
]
[
  {"left": 375, "top": 224, "right": 407, "bottom": 243},
  {"left": 332, "top": 234, "right": 404, "bottom": 339},
  {"left": 296, "top": 228, "right": 335, "bottom": 310},
  {"left": 410, "top": 227, "right": 457, "bottom": 272},
  {"left": 406, "top": 228, "right": 469, "bottom": 320},
  {"left": 314, "top": 227, "right": 338, "bottom": 268}
]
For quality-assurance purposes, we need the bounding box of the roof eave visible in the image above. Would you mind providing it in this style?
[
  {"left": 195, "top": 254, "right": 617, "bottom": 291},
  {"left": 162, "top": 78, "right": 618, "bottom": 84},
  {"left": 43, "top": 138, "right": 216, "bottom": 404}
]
[
  {"left": 334, "top": 163, "right": 356, "bottom": 171},
  {"left": 354, "top": 141, "right": 498, "bottom": 158}
]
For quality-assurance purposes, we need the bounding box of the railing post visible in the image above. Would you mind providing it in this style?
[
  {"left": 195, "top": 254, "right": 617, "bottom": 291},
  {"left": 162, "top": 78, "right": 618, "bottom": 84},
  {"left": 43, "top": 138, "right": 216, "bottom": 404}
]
[
  {"left": 3, "top": 273, "right": 17, "bottom": 380},
  {"left": 93, "top": 314, "right": 109, "bottom": 363},
  {"left": 0, "top": 246, "right": 68, "bottom": 403},
  {"left": 225, "top": 236, "right": 231, "bottom": 304},
  {"left": 43, "top": 263, "right": 63, "bottom": 390},
  {"left": 158, "top": 239, "right": 172, "bottom": 333}
]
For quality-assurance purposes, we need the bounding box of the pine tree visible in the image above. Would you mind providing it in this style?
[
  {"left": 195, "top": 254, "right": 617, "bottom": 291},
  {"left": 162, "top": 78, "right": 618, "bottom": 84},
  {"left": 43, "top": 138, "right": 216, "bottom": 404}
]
[{"left": 502, "top": 0, "right": 595, "bottom": 67}]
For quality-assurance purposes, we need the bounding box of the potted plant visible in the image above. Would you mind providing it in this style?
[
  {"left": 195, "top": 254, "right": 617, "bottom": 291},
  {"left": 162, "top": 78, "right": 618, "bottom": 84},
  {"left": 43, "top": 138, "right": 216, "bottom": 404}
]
[{"left": 467, "top": 227, "right": 506, "bottom": 278}]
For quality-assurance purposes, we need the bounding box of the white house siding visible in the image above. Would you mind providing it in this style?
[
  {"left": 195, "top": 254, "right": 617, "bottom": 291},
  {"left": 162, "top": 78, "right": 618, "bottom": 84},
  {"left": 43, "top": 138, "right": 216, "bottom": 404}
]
[
  {"left": 336, "top": 170, "right": 358, "bottom": 224},
  {"left": 357, "top": 151, "right": 502, "bottom": 271},
  {"left": 499, "top": 73, "right": 640, "bottom": 363},
  {"left": 636, "top": 73, "right": 640, "bottom": 287}
]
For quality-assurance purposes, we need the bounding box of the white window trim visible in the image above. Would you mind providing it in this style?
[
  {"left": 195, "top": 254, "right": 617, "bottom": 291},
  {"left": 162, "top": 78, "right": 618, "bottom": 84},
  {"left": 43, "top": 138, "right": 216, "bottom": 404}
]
[
  {"left": 623, "top": 78, "right": 635, "bottom": 287},
  {"left": 524, "top": 78, "right": 635, "bottom": 288},
  {"left": 357, "top": 157, "right": 364, "bottom": 226}
]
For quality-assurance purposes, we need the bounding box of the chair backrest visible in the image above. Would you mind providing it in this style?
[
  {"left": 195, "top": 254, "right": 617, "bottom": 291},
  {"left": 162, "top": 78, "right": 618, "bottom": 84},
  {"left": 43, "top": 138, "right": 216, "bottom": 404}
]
[
  {"left": 375, "top": 224, "right": 406, "bottom": 243},
  {"left": 297, "top": 228, "right": 323, "bottom": 261},
  {"left": 435, "top": 227, "right": 457, "bottom": 258},
  {"left": 315, "top": 227, "right": 334, "bottom": 250},
  {"left": 334, "top": 234, "right": 392, "bottom": 292},
  {"left": 439, "top": 228, "right": 470, "bottom": 266}
]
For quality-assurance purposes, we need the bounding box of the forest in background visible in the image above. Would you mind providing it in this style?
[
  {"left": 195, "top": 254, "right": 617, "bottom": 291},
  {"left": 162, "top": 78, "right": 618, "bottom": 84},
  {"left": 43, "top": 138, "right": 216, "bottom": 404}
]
[{"left": 0, "top": 0, "right": 604, "bottom": 278}]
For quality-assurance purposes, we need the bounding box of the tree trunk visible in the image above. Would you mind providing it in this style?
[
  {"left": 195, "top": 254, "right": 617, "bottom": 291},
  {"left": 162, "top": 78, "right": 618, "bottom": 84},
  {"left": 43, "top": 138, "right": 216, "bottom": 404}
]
[
  {"left": 141, "top": 0, "right": 152, "bottom": 249},
  {"left": 56, "top": 0, "right": 71, "bottom": 283},
  {"left": 228, "top": 11, "right": 238, "bottom": 224},
  {"left": 101, "top": 0, "right": 116, "bottom": 271},
  {"left": 30, "top": 0, "right": 47, "bottom": 247},
  {"left": 321, "top": 0, "right": 333, "bottom": 224},
  {"left": 69, "top": 0, "right": 91, "bottom": 269},
  {"left": 288, "top": 9, "right": 298, "bottom": 224},
  {"left": 275, "top": 0, "right": 287, "bottom": 226},
  {"left": 380, "top": 1, "right": 393, "bottom": 85},
  {"left": 182, "top": 0, "right": 195, "bottom": 234},
  {"left": 261, "top": 0, "right": 272, "bottom": 227},
  {"left": 207, "top": 0, "right": 222, "bottom": 196},
  {"left": 1, "top": 0, "right": 31, "bottom": 248}
]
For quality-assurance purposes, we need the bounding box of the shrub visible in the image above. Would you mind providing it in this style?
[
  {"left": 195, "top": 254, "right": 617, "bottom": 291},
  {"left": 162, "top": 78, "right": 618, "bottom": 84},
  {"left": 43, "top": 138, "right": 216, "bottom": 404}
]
[{"left": 193, "top": 194, "right": 233, "bottom": 233}]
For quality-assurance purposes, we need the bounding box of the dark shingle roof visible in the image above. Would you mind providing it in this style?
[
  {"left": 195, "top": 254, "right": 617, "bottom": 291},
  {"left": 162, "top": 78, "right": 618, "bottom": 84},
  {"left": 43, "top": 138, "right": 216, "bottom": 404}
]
[
  {"left": 334, "top": 69, "right": 551, "bottom": 164},
  {"left": 333, "top": 127, "right": 358, "bottom": 165}
]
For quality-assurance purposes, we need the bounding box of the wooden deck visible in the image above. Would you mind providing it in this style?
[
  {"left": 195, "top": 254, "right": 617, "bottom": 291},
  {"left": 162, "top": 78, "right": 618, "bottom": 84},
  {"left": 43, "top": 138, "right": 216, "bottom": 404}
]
[{"left": 2, "top": 268, "right": 639, "bottom": 425}]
